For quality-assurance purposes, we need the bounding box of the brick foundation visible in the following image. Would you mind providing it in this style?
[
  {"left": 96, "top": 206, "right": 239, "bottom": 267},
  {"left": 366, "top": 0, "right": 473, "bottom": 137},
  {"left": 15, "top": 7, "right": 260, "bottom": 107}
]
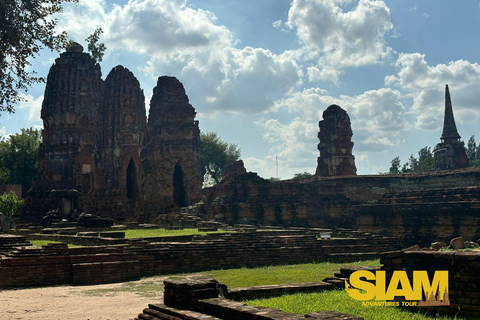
[
  {"left": 0, "top": 230, "right": 400, "bottom": 288},
  {"left": 135, "top": 278, "right": 364, "bottom": 320}
]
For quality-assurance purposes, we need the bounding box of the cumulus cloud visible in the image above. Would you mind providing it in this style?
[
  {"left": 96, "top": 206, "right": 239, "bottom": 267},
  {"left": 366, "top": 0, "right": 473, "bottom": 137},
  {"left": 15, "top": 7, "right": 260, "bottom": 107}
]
[
  {"left": 385, "top": 53, "right": 480, "bottom": 130},
  {"left": 17, "top": 94, "right": 44, "bottom": 123},
  {"left": 253, "top": 86, "right": 408, "bottom": 178},
  {"left": 246, "top": 86, "right": 409, "bottom": 178},
  {"left": 145, "top": 47, "right": 303, "bottom": 114},
  {"left": 56, "top": 0, "right": 303, "bottom": 115},
  {"left": 248, "top": 117, "right": 318, "bottom": 178},
  {"left": 274, "top": 87, "right": 407, "bottom": 149},
  {"left": 286, "top": 0, "right": 394, "bottom": 81}
]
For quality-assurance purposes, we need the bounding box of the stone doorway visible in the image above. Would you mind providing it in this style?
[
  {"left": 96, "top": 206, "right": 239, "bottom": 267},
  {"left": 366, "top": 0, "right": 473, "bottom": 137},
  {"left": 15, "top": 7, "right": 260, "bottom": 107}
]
[
  {"left": 126, "top": 159, "right": 138, "bottom": 200},
  {"left": 173, "top": 163, "right": 187, "bottom": 207}
]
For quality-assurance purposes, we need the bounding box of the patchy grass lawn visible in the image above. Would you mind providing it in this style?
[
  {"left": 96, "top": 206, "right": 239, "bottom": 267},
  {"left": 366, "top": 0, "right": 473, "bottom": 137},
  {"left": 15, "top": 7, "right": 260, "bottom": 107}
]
[
  {"left": 200, "top": 259, "right": 381, "bottom": 288},
  {"left": 124, "top": 228, "right": 232, "bottom": 238},
  {"left": 245, "top": 290, "right": 466, "bottom": 320},
  {"left": 30, "top": 228, "right": 232, "bottom": 247},
  {"left": 29, "top": 240, "right": 80, "bottom": 247}
]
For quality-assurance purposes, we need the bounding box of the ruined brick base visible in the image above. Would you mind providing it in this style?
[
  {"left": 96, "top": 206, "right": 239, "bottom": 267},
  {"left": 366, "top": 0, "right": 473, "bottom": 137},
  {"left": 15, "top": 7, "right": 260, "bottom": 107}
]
[{"left": 135, "top": 278, "right": 364, "bottom": 320}]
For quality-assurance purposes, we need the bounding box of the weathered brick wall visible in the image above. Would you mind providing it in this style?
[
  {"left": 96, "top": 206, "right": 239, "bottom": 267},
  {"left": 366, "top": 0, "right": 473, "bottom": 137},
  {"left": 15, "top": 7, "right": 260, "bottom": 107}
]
[
  {"left": 381, "top": 249, "right": 480, "bottom": 317},
  {"left": 0, "top": 231, "right": 399, "bottom": 288},
  {"left": 357, "top": 184, "right": 480, "bottom": 247},
  {"left": 199, "top": 166, "right": 480, "bottom": 246},
  {"left": 0, "top": 243, "right": 71, "bottom": 288}
]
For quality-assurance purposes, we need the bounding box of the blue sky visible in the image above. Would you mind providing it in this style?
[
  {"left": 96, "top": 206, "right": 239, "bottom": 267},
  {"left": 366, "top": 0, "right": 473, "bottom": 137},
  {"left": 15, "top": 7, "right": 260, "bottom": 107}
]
[{"left": 4, "top": 0, "right": 480, "bottom": 179}]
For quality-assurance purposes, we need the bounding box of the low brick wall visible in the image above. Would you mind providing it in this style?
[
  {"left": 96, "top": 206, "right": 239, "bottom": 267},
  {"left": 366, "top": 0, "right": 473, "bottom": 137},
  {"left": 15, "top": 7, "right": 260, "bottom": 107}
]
[
  {"left": 0, "top": 231, "right": 400, "bottom": 288},
  {"left": 380, "top": 249, "right": 480, "bottom": 318},
  {"left": 135, "top": 278, "right": 364, "bottom": 320},
  {"left": 27, "top": 233, "right": 127, "bottom": 246},
  {"left": 226, "top": 282, "right": 335, "bottom": 300}
]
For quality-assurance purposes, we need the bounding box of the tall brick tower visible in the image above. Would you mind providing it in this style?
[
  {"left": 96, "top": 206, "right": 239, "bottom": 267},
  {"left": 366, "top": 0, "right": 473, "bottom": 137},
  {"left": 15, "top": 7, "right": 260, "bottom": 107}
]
[
  {"left": 140, "top": 76, "right": 203, "bottom": 212},
  {"left": 315, "top": 104, "right": 357, "bottom": 176},
  {"left": 434, "top": 85, "right": 468, "bottom": 170},
  {"left": 100, "top": 66, "right": 146, "bottom": 200},
  {"left": 21, "top": 48, "right": 203, "bottom": 224}
]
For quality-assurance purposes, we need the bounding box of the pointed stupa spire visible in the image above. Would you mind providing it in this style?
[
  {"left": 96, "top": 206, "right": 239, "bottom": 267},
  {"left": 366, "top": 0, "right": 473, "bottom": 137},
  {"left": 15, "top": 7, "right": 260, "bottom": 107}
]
[{"left": 440, "top": 84, "right": 461, "bottom": 142}]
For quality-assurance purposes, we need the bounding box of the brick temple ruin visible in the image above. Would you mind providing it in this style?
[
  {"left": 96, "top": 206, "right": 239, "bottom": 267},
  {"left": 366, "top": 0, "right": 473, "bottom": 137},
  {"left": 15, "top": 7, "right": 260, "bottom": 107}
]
[
  {"left": 316, "top": 104, "right": 357, "bottom": 176},
  {"left": 194, "top": 86, "right": 480, "bottom": 247},
  {"left": 16, "top": 43, "right": 479, "bottom": 251},
  {"left": 434, "top": 85, "right": 468, "bottom": 170},
  {"left": 20, "top": 43, "right": 203, "bottom": 223}
]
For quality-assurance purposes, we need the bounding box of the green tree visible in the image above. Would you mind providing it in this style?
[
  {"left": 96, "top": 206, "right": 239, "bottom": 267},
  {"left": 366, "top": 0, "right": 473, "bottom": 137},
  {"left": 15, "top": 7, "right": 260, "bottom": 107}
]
[
  {"left": 417, "top": 146, "right": 434, "bottom": 172},
  {"left": 389, "top": 156, "right": 401, "bottom": 174},
  {"left": 0, "top": 128, "right": 41, "bottom": 196},
  {"left": 200, "top": 132, "right": 241, "bottom": 185},
  {"left": 0, "top": 0, "right": 78, "bottom": 114},
  {"left": 0, "top": 191, "right": 24, "bottom": 232},
  {"left": 267, "top": 177, "right": 280, "bottom": 182},
  {"left": 292, "top": 172, "right": 314, "bottom": 180},
  {"left": 408, "top": 154, "right": 419, "bottom": 172},
  {"left": 390, "top": 146, "right": 435, "bottom": 174},
  {"left": 466, "top": 135, "right": 478, "bottom": 166},
  {"left": 85, "top": 28, "right": 106, "bottom": 62}
]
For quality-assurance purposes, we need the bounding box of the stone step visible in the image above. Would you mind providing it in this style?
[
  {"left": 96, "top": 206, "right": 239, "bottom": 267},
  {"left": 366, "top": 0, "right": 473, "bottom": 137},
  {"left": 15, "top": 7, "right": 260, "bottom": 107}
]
[
  {"left": 321, "top": 244, "right": 398, "bottom": 254},
  {"left": 142, "top": 303, "right": 222, "bottom": 320},
  {"left": 318, "top": 236, "right": 399, "bottom": 246},
  {"left": 325, "top": 252, "right": 382, "bottom": 262},
  {"left": 227, "top": 281, "right": 334, "bottom": 300}
]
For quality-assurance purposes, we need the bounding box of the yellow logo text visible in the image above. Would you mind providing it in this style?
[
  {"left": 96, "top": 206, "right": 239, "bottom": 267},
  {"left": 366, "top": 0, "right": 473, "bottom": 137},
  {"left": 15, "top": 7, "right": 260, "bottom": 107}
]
[{"left": 345, "top": 270, "right": 449, "bottom": 306}]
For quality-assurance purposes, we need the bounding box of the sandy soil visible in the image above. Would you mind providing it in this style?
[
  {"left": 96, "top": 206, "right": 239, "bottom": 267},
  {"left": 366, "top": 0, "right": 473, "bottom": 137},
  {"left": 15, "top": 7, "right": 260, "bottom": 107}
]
[{"left": 0, "top": 277, "right": 166, "bottom": 320}]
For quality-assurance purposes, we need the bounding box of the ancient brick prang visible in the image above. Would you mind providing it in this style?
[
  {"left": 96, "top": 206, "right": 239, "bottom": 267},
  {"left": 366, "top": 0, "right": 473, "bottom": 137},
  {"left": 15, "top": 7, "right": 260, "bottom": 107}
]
[
  {"left": 316, "top": 104, "right": 356, "bottom": 176},
  {"left": 434, "top": 85, "right": 468, "bottom": 170},
  {"left": 139, "top": 76, "right": 203, "bottom": 214},
  {"left": 21, "top": 46, "right": 202, "bottom": 223},
  {"left": 99, "top": 65, "right": 146, "bottom": 202}
]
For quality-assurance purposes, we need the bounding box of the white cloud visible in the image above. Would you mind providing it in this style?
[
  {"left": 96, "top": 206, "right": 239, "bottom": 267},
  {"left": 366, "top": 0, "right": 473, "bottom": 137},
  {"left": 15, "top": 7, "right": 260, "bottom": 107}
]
[
  {"left": 274, "top": 87, "right": 408, "bottom": 148},
  {"left": 386, "top": 53, "right": 480, "bottom": 130},
  {"left": 272, "top": 20, "right": 282, "bottom": 30},
  {"left": 255, "top": 86, "right": 408, "bottom": 178},
  {"left": 307, "top": 66, "right": 342, "bottom": 85},
  {"left": 286, "top": 0, "right": 395, "bottom": 81},
  {"left": 252, "top": 117, "right": 318, "bottom": 178},
  {"left": 57, "top": 0, "right": 303, "bottom": 115},
  {"left": 17, "top": 94, "right": 44, "bottom": 123}
]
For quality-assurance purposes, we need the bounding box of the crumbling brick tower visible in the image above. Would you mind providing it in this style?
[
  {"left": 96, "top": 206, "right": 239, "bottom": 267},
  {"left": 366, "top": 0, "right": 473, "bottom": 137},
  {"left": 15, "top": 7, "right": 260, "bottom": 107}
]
[
  {"left": 96, "top": 65, "right": 147, "bottom": 215},
  {"left": 140, "top": 76, "right": 203, "bottom": 214},
  {"left": 25, "top": 43, "right": 104, "bottom": 216},
  {"left": 21, "top": 45, "right": 203, "bottom": 223},
  {"left": 315, "top": 104, "right": 357, "bottom": 176},
  {"left": 434, "top": 85, "right": 468, "bottom": 170}
]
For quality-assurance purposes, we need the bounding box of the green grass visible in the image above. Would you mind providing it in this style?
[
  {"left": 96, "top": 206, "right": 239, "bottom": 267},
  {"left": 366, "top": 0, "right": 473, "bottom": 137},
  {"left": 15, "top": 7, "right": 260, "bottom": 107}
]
[
  {"left": 245, "top": 290, "right": 467, "bottom": 320},
  {"left": 31, "top": 229, "right": 232, "bottom": 247},
  {"left": 77, "top": 260, "right": 382, "bottom": 299},
  {"left": 30, "top": 240, "right": 80, "bottom": 247},
  {"left": 196, "top": 260, "right": 465, "bottom": 320},
  {"left": 199, "top": 259, "right": 381, "bottom": 288},
  {"left": 124, "top": 228, "right": 231, "bottom": 239},
  {"left": 60, "top": 259, "right": 467, "bottom": 320}
]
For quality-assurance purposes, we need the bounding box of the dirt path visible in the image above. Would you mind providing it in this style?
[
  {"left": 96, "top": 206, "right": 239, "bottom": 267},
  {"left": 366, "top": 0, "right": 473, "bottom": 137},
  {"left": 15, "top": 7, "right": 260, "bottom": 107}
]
[{"left": 0, "top": 277, "right": 167, "bottom": 320}]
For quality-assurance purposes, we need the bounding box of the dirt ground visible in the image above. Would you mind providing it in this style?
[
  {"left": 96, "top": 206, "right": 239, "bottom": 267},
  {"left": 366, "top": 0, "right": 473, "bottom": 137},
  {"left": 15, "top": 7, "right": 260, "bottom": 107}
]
[{"left": 0, "top": 276, "right": 167, "bottom": 320}]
